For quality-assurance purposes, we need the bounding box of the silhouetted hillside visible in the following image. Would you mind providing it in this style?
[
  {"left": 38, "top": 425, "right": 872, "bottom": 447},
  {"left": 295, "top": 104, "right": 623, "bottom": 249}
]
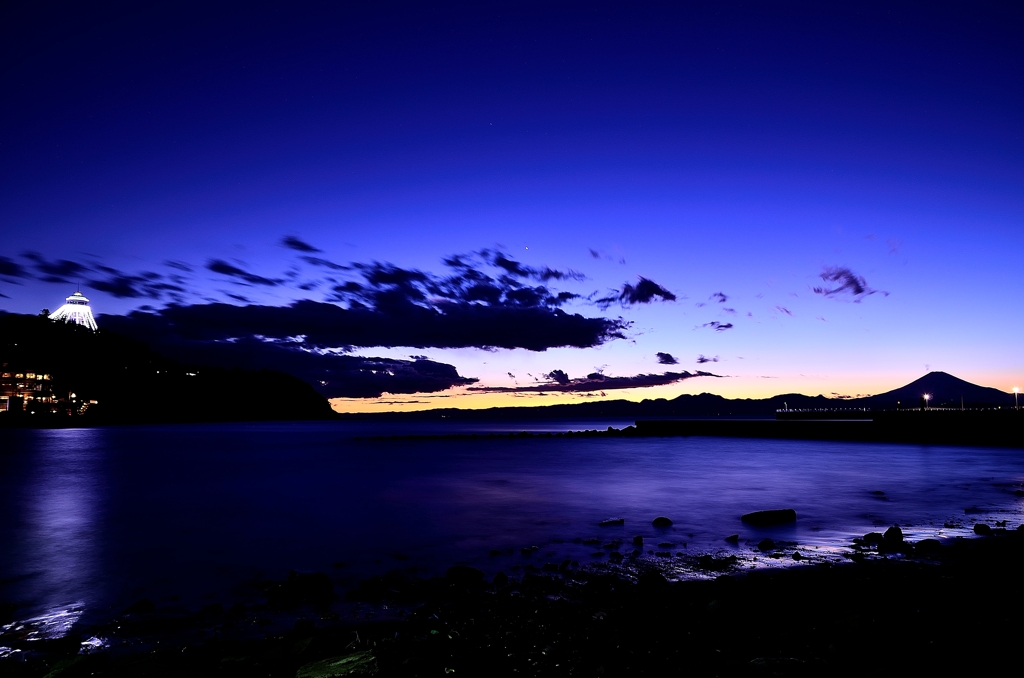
[
  {"left": 0, "top": 313, "right": 335, "bottom": 424},
  {"left": 340, "top": 372, "right": 1012, "bottom": 421}
]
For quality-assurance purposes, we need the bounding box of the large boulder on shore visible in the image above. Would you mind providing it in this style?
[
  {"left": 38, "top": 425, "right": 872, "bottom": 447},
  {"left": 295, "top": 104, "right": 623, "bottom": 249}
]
[
  {"left": 741, "top": 509, "right": 797, "bottom": 527},
  {"left": 883, "top": 525, "right": 904, "bottom": 543},
  {"left": 446, "top": 565, "right": 484, "bottom": 585}
]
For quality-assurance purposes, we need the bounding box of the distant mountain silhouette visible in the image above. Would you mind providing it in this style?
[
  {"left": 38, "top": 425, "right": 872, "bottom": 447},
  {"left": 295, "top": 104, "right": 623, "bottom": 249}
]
[
  {"left": 859, "top": 371, "right": 1014, "bottom": 409},
  {"left": 342, "top": 371, "right": 1013, "bottom": 420}
]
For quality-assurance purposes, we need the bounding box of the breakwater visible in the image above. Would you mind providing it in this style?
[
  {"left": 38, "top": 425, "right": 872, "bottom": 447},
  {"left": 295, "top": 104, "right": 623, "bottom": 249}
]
[{"left": 636, "top": 410, "right": 1022, "bottom": 447}]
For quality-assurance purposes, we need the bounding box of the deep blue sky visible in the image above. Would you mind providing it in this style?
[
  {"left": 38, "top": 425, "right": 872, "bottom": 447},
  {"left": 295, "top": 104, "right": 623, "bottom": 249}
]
[{"left": 2, "top": 2, "right": 1022, "bottom": 410}]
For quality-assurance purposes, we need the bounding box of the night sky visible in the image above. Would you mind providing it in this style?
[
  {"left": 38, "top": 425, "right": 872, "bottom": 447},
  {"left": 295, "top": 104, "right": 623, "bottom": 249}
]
[{"left": 2, "top": 2, "right": 1021, "bottom": 411}]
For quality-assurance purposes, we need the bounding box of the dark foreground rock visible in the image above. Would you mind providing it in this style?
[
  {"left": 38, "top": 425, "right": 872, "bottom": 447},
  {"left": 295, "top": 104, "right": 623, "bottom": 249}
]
[
  {"left": 3, "top": 531, "right": 1024, "bottom": 676},
  {"left": 740, "top": 508, "right": 797, "bottom": 526}
]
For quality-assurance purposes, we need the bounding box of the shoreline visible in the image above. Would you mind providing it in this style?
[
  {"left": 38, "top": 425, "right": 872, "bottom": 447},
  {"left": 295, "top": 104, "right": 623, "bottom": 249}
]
[
  {"left": 3, "top": 523, "right": 1023, "bottom": 676},
  {"left": 357, "top": 413, "right": 1023, "bottom": 449}
]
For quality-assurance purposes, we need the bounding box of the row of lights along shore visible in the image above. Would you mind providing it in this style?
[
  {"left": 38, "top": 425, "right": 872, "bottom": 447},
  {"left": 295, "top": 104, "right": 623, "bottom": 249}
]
[{"left": 921, "top": 387, "right": 1020, "bottom": 410}]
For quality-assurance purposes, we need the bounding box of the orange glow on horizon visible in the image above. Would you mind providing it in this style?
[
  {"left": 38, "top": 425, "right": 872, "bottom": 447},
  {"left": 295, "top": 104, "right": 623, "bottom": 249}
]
[{"left": 329, "top": 369, "right": 1021, "bottom": 414}]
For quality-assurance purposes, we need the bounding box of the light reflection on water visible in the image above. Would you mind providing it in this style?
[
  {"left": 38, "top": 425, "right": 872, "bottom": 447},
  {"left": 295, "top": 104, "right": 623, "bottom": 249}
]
[
  {"left": 0, "top": 428, "right": 102, "bottom": 628},
  {"left": 0, "top": 421, "right": 1022, "bottom": 622}
]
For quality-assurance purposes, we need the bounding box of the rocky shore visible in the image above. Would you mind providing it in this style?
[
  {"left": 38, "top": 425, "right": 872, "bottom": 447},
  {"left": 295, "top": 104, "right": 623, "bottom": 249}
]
[{"left": 3, "top": 519, "right": 1023, "bottom": 677}]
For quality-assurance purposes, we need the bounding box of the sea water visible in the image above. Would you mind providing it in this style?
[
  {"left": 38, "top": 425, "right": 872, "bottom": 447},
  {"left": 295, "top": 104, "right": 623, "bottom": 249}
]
[{"left": 1, "top": 420, "right": 1023, "bottom": 626}]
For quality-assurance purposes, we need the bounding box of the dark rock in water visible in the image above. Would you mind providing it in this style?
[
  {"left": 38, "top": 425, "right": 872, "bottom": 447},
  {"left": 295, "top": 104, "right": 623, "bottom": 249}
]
[
  {"left": 725, "top": 534, "right": 740, "bottom": 544},
  {"left": 124, "top": 598, "right": 156, "bottom": 615},
  {"left": 871, "top": 490, "right": 886, "bottom": 495},
  {"left": 632, "top": 535, "right": 644, "bottom": 546},
  {"left": 792, "top": 551, "right": 804, "bottom": 561},
  {"left": 655, "top": 551, "right": 672, "bottom": 557},
  {"left": 964, "top": 507, "right": 985, "bottom": 515},
  {"left": 637, "top": 571, "right": 670, "bottom": 590},
  {"left": 492, "top": 571, "right": 509, "bottom": 587},
  {"left": 652, "top": 516, "right": 673, "bottom": 527},
  {"left": 863, "top": 531, "right": 885, "bottom": 545},
  {"left": 883, "top": 526, "right": 904, "bottom": 543},
  {"left": 916, "top": 538, "right": 942, "bottom": 552},
  {"left": 741, "top": 509, "right": 797, "bottom": 526},
  {"left": 657, "top": 542, "right": 675, "bottom": 548},
  {"left": 1014, "top": 489, "right": 1024, "bottom": 497},
  {"left": 446, "top": 565, "right": 484, "bottom": 585},
  {"left": 599, "top": 518, "right": 625, "bottom": 526},
  {"left": 974, "top": 523, "right": 993, "bottom": 536},
  {"left": 293, "top": 618, "right": 316, "bottom": 634},
  {"left": 520, "top": 545, "right": 539, "bottom": 555},
  {"left": 541, "top": 562, "right": 560, "bottom": 572},
  {"left": 489, "top": 549, "right": 502, "bottom": 557},
  {"left": 559, "top": 559, "right": 572, "bottom": 571},
  {"left": 199, "top": 603, "right": 224, "bottom": 618},
  {"left": 757, "top": 538, "right": 776, "bottom": 551},
  {"left": 287, "top": 571, "right": 335, "bottom": 604},
  {"left": 609, "top": 551, "right": 624, "bottom": 562}
]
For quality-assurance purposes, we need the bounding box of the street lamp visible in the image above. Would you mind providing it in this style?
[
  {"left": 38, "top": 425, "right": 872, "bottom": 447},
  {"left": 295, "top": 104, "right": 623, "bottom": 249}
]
[
  {"left": 923, "top": 393, "right": 931, "bottom": 410},
  {"left": 1015, "top": 387, "right": 1020, "bottom": 410}
]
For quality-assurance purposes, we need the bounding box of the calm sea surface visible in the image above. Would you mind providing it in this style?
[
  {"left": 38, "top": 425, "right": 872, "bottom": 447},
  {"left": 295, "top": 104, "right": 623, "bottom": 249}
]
[{"left": 2, "top": 420, "right": 1023, "bottom": 625}]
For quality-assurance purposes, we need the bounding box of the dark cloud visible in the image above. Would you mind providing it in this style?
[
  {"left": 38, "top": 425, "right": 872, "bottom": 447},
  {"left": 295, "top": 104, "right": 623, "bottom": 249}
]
[
  {"left": 206, "top": 259, "right": 282, "bottom": 286},
  {"left": 656, "top": 352, "right": 678, "bottom": 365},
  {"left": 300, "top": 256, "right": 349, "bottom": 271},
  {"left": 700, "top": 321, "right": 734, "bottom": 331},
  {"left": 596, "top": 277, "right": 676, "bottom": 309},
  {"left": 696, "top": 354, "right": 719, "bottom": 364},
  {"left": 0, "top": 256, "right": 30, "bottom": 279},
  {"left": 21, "top": 251, "right": 92, "bottom": 283},
  {"left": 467, "top": 369, "right": 720, "bottom": 394},
  {"left": 87, "top": 269, "right": 186, "bottom": 300},
  {"left": 813, "top": 266, "right": 886, "bottom": 301},
  {"left": 546, "top": 369, "right": 570, "bottom": 385},
  {"left": 281, "top": 236, "right": 322, "bottom": 253},
  {"left": 102, "top": 297, "right": 627, "bottom": 353},
  {"left": 164, "top": 260, "right": 193, "bottom": 272},
  {"left": 710, "top": 292, "right": 728, "bottom": 303},
  {"left": 775, "top": 305, "right": 793, "bottom": 316}
]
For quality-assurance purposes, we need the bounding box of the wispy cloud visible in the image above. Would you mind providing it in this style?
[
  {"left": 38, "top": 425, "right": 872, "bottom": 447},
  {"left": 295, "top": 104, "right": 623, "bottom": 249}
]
[
  {"left": 467, "top": 369, "right": 720, "bottom": 394},
  {"left": 281, "top": 236, "right": 322, "bottom": 253},
  {"left": 813, "top": 266, "right": 887, "bottom": 301},
  {"left": 596, "top": 277, "right": 676, "bottom": 308}
]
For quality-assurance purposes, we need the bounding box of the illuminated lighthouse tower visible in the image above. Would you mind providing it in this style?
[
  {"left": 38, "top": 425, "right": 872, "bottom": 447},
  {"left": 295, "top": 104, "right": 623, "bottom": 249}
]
[{"left": 49, "top": 290, "right": 98, "bottom": 331}]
